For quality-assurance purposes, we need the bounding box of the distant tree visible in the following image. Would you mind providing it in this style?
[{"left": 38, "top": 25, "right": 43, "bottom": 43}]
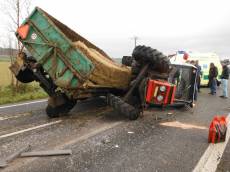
[
  {"left": 0, "top": 0, "right": 31, "bottom": 88},
  {"left": 1, "top": 0, "right": 31, "bottom": 53}
]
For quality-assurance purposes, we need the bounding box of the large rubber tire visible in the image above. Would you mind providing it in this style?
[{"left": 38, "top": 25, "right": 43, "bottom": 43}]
[
  {"left": 16, "top": 68, "right": 35, "bottom": 83},
  {"left": 46, "top": 95, "right": 76, "bottom": 118},
  {"left": 132, "top": 45, "right": 170, "bottom": 73},
  {"left": 107, "top": 94, "right": 140, "bottom": 120},
  {"left": 131, "top": 61, "right": 141, "bottom": 75},
  {"left": 122, "top": 56, "right": 133, "bottom": 66}
]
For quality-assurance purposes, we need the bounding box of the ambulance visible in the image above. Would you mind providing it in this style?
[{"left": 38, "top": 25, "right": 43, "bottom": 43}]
[{"left": 170, "top": 51, "right": 222, "bottom": 86}]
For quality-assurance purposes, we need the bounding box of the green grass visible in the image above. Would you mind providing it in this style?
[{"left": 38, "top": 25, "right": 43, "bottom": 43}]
[
  {"left": 0, "top": 84, "right": 47, "bottom": 105},
  {"left": 0, "top": 61, "right": 11, "bottom": 86},
  {"left": 0, "top": 56, "right": 11, "bottom": 62},
  {"left": 0, "top": 58, "right": 48, "bottom": 105}
]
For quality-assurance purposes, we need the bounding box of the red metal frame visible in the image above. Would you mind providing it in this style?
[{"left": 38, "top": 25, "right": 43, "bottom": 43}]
[{"left": 146, "top": 79, "right": 176, "bottom": 105}]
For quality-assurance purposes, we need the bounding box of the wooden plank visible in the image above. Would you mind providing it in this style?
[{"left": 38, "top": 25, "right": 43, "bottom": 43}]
[{"left": 0, "top": 145, "right": 31, "bottom": 168}]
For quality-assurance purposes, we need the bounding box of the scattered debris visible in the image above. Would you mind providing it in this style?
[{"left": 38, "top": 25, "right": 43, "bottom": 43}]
[
  {"left": 0, "top": 145, "right": 31, "bottom": 168},
  {"left": 20, "top": 149, "right": 72, "bottom": 157},
  {"left": 154, "top": 115, "right": 162, "bottom": 121},
  {"left": 127, "top": 131, "right": 134, "bottom": 134},
  {"left": 102, "top": 138, "right": 111, "bottom": 144},
  {"left": 114, "top": 144, "right": 119, "bottom": 148}
]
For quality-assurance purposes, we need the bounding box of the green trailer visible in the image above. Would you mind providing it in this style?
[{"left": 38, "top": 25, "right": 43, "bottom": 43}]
[
  {"left": 11, "top": 7, "right": 134, "bottom": 118},
  {"left": 15, "top": 7, "right": 113, "bottom": 90}
]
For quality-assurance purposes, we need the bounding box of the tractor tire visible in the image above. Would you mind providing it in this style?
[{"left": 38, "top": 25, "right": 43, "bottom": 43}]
[
  {"left": 122, "top": 56, "right": 133, "bottom": 66},
  {"left": 46, "top": 94, "right": 76, "bottom": 118},
  {"left": 107, "top": 94, "right": 140, "bottom": 120},
  {"left": 46, "top": 105, "right": 59, "bottom": 118},
  {"left": 16, "top": 68, "right": 35, "bottom": 83},
  {"left": 132, "top": 45, "right": 170, "bottom": 73},
  {"left": 131, "top": 61, "right": 141, "bottom": 75}
]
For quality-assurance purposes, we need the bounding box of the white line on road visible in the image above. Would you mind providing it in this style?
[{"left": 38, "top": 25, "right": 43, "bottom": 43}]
[
  {"left": 58, "top": 121, "right": 123, "bottom": 148},
  {"left": 193, "top": 114, "right": 230, "bottom": 172},
  {"left": 0, "top": 120, "right": 62, "bottom": 139},
  {"left": 0, "top": 99, "right": 47, "bottom": 109},
  {"left": 3, "top": 121, "right": 124, "bottom": 171},
  {"left": 0, "top": 112, "right": 31, "bottom": 121}
]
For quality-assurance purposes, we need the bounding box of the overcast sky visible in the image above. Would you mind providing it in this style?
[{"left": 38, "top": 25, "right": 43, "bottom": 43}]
[{"left": 0, "top": 0, "right": 230, "bottom": 59}]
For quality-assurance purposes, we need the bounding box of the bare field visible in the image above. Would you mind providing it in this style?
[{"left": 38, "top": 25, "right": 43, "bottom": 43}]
[{"left": 0, "top": 61, "right": 11, "bottom": 86}]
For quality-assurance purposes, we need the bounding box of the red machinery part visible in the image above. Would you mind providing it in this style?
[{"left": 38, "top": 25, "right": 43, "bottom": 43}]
[
  {"left": 208, "top": 116, "right": 227, "bottom": 144},
  {"left": 17, "top": 24, "right": 30, "bottom": 40},
  {"left": 146, "top": 79, "right": 176, "bottom": 105}
]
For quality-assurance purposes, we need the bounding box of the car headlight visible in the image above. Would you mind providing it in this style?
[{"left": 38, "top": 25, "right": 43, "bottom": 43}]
[
  {"left": 159, "top": 86, "right": 166, "bottom": 92},
  {"left": 157, "top": 95, "right": 164, "bottom": 102}
]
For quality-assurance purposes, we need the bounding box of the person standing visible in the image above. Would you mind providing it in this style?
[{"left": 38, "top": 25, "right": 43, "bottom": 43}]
[
  {"left": 208, "top": 63, "right": 218, "bottom": 95},
  {"left": 220, "top": 64, "right": 229, "bottom": 98},
  {"left": 195, "top": 60, "right": 202, "bottom": 92},
  {"left": 190, "top": 60, "right": 198, "bottom": 100}
]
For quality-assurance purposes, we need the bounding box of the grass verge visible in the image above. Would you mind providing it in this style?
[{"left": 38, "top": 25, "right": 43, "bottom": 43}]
[{"left": 0, "top": 84, "right": 47, "bottom": 105}]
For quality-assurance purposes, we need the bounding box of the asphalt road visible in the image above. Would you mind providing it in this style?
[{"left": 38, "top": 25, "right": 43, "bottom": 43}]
[{"left": 0, "top": 88, "right": 230, "bottom": 172}]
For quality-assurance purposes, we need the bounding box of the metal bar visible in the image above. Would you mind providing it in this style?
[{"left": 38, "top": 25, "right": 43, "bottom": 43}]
[
  {"left": 23, "top": 41, "right": 55, "bottom": 46},
  {"left": 58, "top": 66, "right": 68, "bottom": 77},
  {"left": 53, "top": 45, "right": 57, "bottom": 79},
  {"left": 38, "top": 47, "right": 54, "bottom": 65},
  {"left": 20, "top": 149, "right": 72, "bottom": 157},
  {"left": 123, "top": 64, "right": 149, "bottom": 101},
  {"left": 56, "top": 49, "right": 85, "bottom": 83}
]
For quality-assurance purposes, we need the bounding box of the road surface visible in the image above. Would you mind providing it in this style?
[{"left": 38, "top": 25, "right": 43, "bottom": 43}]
[{"left": 0, "top": 88, "right": 229, "bottom": 172}]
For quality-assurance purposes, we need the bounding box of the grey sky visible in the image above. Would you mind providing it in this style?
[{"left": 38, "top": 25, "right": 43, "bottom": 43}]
[{"left": 0, "top": 0, "right": 230, "bottom": 59}]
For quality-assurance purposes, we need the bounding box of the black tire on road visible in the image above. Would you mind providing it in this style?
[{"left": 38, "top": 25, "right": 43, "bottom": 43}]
[
  {"left": 46, "top": 99, "right": 76, "bottom": 118},
  {"left": 107, "top": 94, "right": 140, "bottom": 120}
]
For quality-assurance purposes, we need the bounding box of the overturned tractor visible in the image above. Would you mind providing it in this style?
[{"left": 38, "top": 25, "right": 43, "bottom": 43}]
[{"left": 10, "top": 7, "right": 197, "bottom": 120}]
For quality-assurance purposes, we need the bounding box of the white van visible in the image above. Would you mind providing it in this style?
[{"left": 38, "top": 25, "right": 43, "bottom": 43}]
[{"left": 170, "top": 51, "right": 222, "bottom": 86}]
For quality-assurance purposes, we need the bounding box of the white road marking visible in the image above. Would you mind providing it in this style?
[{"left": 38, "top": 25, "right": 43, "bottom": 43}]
[
  {"left": 0, "top": 112, "right": 31, "bottom": 121},
  {"left": 193, "top": 114, "right": 230, "bottom": 172},
  {"left": 57, "top": 121, "right": 123, "bottom": 148},
  {"left": 3, "top": 121, "right": 124, "bottom": 171},
  {"left": 0, "top": 99, "right": 47, "bottom": 109},
  {"left": 0, "top": 120, "right": 62, "bottom": 139}
]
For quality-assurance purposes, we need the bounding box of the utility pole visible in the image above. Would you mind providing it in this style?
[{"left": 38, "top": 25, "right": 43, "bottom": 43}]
[{"left": 131, "top": 36, "right": 139, "bottom": 48}]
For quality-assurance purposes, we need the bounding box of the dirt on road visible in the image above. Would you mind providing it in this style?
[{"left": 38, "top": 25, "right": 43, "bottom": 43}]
[{"left": 0, "top": 87, "right": 230, "bottom": 172}]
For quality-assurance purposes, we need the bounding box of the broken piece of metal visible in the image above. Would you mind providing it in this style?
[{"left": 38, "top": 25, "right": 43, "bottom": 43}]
[
  {"left": 0, "top": 145, "right": 31, "bottom": 168},
  {"left": 20, "top": 149, "right": 72, "bottom": 157}
]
